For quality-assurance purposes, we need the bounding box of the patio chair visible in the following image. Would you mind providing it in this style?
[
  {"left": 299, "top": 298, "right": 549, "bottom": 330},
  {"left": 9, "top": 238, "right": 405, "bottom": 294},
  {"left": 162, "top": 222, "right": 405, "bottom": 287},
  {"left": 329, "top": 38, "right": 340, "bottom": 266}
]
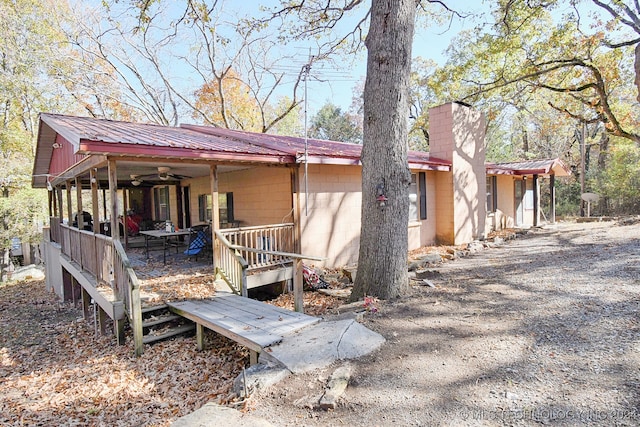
[{"left": 184, "top": 228, "right": 212, "bottom": 260}]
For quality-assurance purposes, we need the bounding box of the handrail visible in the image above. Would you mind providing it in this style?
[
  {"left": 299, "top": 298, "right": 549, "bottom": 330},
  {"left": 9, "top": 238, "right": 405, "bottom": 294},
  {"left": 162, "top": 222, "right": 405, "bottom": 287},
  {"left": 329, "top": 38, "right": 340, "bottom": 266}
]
[
  {"left": 54, "top": 223, "right": 143, "bottom": 354},
  {"left": 215, "top": 228, "right": 325, "bottom": 312},
  {"left": 215, "top": 230, "right": 249, "bottom": 296},
  {"left": 113, "top": 239, "right": 143, "bottom": 356},
  {"left": 219, "top": 223, "right": 294, "bottom": 269}
]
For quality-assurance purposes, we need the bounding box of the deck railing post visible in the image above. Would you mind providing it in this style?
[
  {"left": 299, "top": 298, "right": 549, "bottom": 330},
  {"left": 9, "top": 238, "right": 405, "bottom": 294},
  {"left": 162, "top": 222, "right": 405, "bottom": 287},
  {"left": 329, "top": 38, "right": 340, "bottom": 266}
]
[{"left": 294, "top": 259, "right": 304, "bottom": 313}]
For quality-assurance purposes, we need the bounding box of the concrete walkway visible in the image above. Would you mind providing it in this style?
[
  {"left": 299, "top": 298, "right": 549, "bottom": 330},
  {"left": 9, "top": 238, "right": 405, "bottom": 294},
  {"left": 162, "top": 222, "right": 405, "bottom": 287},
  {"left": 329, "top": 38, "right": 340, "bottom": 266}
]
[{"left": 171, "top": 316, "right": 385, "bottom": 426}]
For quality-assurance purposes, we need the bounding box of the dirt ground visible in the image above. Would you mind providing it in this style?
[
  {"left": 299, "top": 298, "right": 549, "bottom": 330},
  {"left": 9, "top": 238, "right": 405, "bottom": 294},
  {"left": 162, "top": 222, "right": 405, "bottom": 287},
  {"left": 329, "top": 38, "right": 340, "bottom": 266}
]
[
  {"left": 1, "top": 219, "right": 639, "bottom": 426},
  {"left": 248, "top": 220, "right": 640, "bottom": 426}
]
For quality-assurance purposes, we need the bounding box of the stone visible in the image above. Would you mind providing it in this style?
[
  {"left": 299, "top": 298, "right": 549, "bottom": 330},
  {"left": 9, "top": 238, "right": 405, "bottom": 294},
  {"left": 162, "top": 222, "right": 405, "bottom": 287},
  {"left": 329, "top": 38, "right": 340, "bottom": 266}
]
[
  {"left": 8, "top": 264, "right": 45, "bottom": 282},
  {"left": 319, "top": 365, "right": 352, "bottom": 410},
  {"left": 408, "top": 253, "right": 442, "bottom": 271},
  {"left": 232, "top": 362, "right": 290, "bottom": 398},
  {"left": 341, "top": 266, "right": 357, "bottom": 283},
  {"left": 493, "top": 237, "right": 505, "bottom": 245},
  {"left": 318, "top": 288, "right": 351, "bottom": 299},
  {"left": 171, "top": 402, "right": 275, "bottom": 427}
]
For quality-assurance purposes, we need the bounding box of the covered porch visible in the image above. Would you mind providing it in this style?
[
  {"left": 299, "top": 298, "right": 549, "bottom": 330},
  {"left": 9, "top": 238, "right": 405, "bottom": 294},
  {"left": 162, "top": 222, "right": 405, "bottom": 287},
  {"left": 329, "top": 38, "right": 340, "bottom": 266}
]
[{"left": 35, "top": 114, "right": 321, "bottom": 356}]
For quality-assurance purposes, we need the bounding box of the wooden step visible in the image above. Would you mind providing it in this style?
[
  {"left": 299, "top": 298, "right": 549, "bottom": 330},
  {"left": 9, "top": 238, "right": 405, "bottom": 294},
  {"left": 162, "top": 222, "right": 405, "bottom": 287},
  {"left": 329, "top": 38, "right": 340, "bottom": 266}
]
[
  {"left": 142, "top": 314, "right": 181, "bottom": 329},
  {"left": 141, "top": 304, "right": 169, "bottom": 314},
  {"left": 142, "top": 324, "right": 195, "bottom": 345}
]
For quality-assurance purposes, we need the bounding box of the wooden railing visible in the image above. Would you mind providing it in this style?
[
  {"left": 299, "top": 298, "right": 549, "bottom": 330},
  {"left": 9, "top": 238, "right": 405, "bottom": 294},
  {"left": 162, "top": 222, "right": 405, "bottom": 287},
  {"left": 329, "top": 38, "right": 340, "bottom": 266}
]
[
  {"left": 215, "top": 231, "right": 249, "bottom": 296},
  {"left": 219, "top": 223, "right": 295, "bottom": 270},
  {"left": 215, "top": 224, "right": 324, "bottom": 312},
  {"left": 49, "top": 217, "right": 61, "bottom": 244},
  {"left": 112, "top": 240, "right": 143, "bottom": 356},
  {"left": 56, "top": 223, "right": 143, "bottom": 355}
]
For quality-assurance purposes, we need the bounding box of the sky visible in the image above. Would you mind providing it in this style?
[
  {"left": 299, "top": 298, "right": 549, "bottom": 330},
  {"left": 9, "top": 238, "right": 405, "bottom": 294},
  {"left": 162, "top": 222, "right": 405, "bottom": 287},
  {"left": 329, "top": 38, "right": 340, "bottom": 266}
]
[{"left": 78, "top": 0, "right": 492, "bottom": 121}]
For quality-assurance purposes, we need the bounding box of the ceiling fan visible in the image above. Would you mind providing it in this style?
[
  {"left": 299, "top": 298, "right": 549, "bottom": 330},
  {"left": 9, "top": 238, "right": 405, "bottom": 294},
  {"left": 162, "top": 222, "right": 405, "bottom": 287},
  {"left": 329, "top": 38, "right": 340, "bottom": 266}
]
[{"left": 130, "top": 166, "right": 190, "bottom": 186}]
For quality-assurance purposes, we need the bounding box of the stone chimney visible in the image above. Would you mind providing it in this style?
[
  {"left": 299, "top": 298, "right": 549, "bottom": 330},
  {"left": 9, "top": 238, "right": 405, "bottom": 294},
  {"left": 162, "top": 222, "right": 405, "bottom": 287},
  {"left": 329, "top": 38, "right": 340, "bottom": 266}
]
[{"left": 429, "top": 102, "right": 486, "bottom": 245}]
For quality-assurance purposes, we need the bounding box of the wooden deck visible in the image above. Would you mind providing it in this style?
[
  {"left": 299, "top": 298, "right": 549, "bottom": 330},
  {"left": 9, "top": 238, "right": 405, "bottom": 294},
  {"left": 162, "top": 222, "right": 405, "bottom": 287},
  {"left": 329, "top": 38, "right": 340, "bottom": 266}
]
[{"left": 167, "top": 294, "right": 320, "bottom": 364}]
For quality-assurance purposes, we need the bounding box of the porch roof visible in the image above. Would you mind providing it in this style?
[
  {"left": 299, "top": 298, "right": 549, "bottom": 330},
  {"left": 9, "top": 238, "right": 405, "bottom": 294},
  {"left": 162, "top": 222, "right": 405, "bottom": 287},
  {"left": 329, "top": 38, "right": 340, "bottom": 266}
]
[
  {"left": 486, "top": 158, "right": 571, "bottom": 177},
  {"left": 33, "top": 114, "right": 452, "bottom": 187}
]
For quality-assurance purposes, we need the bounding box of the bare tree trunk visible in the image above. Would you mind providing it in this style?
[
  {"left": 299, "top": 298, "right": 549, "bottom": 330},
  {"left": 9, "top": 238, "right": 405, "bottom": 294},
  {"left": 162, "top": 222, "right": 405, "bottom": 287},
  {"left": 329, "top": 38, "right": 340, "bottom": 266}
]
[
  {"left": 350, "top": 0, "right": 416, "bottom": 301},
  {"left": 633, "top": 43, "right": 640, "bottom": 102}
]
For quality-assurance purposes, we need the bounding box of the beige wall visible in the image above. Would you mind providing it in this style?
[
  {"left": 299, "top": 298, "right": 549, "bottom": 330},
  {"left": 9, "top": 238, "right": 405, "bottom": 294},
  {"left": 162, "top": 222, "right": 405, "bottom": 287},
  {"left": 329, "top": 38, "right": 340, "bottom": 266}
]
[
  {"left": 298, "top": 165, "right": 439, "bottom": 267},
  {"left": 298, "top": 164, "right": 363, "bottom": 267},
  {"left": 487, "top": 175, "right": 517, "bottom": 232},
  {"left": 182, "top": 166, "right": 293, "bottom": 227},
  {"left": 429, "top": 102, "right": 487, "bottom": 245},
  {"left": 416, "top": 170, "right": 438, "bottom": 249}
]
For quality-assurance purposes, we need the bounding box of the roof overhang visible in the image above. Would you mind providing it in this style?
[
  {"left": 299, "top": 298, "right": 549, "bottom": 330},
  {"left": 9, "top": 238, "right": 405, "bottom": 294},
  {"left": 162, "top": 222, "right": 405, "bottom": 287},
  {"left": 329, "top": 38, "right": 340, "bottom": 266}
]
[{"left": 486, "top": 158, "right": 571, "bottom": 177}]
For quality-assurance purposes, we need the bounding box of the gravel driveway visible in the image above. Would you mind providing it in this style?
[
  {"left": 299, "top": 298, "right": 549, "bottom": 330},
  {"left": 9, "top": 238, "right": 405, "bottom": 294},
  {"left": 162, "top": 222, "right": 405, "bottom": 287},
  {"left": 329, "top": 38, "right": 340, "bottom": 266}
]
[{"left": 250, "top": 220, "right": 640, "bottom": 426}]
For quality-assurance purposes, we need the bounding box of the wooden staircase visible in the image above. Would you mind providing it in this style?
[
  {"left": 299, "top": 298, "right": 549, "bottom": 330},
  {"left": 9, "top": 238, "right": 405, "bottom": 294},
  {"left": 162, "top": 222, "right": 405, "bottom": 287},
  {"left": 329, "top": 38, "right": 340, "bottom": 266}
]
[{"left": 141, "top": 304, "right": 195, "bottom": 345}]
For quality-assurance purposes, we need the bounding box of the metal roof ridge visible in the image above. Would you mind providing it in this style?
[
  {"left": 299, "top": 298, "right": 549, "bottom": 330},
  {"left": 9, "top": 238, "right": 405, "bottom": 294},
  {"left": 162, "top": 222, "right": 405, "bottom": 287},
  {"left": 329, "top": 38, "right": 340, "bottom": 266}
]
[{"left": 180, "top": 124, "right": 297, "bottom": 156}]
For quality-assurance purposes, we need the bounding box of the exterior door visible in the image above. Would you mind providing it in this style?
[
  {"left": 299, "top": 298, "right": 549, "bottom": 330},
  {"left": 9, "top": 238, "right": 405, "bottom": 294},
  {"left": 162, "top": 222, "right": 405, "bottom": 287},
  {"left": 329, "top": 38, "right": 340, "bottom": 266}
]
[
  {"left": 515, "top": 179, "right": 524, "bottom": 226},
  {"left": 183, "top": 186, "right": 191, "bottom": 229}
]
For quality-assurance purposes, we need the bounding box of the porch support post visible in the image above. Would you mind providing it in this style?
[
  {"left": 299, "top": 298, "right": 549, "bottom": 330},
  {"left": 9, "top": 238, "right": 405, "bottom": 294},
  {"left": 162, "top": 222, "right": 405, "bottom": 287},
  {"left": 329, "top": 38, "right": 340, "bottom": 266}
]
[
  {"left": 90, "top": 168, "right": 100, "bottom": 234},
  {"left": 57, "top": 186, "right": 63, "bottom": 222},
  {"left": 48, "top": 188, "right": 53, "bottom": 218},
  {"left": 66, "top": 180, "right": 73, "bottom": 226},
  {"left": 210, "top": 164, "right": 220, "bottom": 270},
  {"left": 291, "top": 166, "right": 304, "bottom": 313},
  {"left": 123, "top": 189, "right": 129, "bottom": 247},
  {"left": 549, "top": 174, "right": 556, "bottom": 224},
  {"left": 533, "top": 174, "right": 539, "bottom": 227},
  {"left": 108, "top": 159, "right": 120, "bottom": 242},
  {"left": 75, "top": 177, "right": 84, "bottom": 230}
]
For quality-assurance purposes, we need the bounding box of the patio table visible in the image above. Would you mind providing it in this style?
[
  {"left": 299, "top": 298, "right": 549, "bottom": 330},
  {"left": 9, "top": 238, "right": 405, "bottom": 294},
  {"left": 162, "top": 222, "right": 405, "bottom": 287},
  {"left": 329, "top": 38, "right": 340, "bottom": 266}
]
[{"left": 140, "top": 229, "right": 191, "bottom": 264}]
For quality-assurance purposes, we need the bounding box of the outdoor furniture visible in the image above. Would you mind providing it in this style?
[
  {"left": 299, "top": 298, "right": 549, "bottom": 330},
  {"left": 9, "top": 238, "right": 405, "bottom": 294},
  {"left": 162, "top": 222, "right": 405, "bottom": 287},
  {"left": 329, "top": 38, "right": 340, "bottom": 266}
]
[
  {"left": 140, "top": 229, "right": 191, "bottom": 264},
  {"left": 184, "top": 227, "right": 212, "bottom": 260}
]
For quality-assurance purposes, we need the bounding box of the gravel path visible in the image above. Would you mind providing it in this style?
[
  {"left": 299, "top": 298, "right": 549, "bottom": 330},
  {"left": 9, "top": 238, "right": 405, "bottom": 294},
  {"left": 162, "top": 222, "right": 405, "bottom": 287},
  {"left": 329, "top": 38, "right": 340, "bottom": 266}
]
[{"left": 249, "top": 220, "right": 640, "bottom": 426}]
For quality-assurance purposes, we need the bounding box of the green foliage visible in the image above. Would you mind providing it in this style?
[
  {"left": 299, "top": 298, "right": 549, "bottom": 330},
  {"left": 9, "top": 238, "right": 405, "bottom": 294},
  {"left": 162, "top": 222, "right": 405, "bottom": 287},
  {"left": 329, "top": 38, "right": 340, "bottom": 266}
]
[
  {"left": 555, "top": 177, "right": 582, "bottom": 217},
  {"left": 596, "top": 141, "right": 640, "bottom": 214},
  {"left": 308, "top": 102, "right": 362, "bottom": 144},
  {"left": 0, "top": 188, "right": 48, "bottom": 250}
]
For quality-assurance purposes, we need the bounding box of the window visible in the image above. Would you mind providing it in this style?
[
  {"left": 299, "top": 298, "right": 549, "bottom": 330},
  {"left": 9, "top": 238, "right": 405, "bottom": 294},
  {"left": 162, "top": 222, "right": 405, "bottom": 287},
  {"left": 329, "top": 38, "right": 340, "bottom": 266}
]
[
  {"left": 198, "top": 194, "right": 212, "bottom": 222},
  {"left": 154, "top": 186, "right": 170, "bottom": 220},
  {"left": 409, "top": 172, "right": 428, "bottom": 221},
  {"left": 219, "top": 192, "right": 234, "bottom": 223},
  {"left": 409, "top": 174, "right": 418, "bottom": 221},
  {"left": 487, "top": 176, "right": 497, "bottom": 213},
  {"left": 198, "top": 192, "right": 234, "bottom": 223}
]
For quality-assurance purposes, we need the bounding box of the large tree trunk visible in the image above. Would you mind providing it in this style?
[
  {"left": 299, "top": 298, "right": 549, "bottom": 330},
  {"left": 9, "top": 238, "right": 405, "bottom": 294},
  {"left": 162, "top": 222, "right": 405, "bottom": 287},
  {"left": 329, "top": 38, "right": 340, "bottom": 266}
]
[{"left": 350, "top": 0, "right": 416, "bottom": 301}]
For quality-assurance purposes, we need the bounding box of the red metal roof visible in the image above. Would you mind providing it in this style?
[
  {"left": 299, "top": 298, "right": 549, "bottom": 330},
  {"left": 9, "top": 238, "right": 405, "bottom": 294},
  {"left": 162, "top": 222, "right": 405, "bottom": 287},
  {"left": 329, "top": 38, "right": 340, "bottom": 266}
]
[
  {"left": 33, "top": 114, "right": 451, "bottom": 187},
  {"left": 486, "top": 159, "right": 571, "bottom": 177},
  {"left": 40, "top": 114, "right": 290, "bottom": 157},
  {"left": 181, "top": 124, "right": 451, "bottom": 170}
]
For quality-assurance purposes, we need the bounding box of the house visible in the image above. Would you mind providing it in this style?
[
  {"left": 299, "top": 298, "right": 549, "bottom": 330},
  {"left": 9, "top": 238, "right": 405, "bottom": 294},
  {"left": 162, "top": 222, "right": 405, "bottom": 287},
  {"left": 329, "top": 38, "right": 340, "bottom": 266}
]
[
  {"left": 32, "top": 102, "right": 570, "bottom": 354},
  {"left": 486, "top": 158, "right": 571, "bottom": 230}
]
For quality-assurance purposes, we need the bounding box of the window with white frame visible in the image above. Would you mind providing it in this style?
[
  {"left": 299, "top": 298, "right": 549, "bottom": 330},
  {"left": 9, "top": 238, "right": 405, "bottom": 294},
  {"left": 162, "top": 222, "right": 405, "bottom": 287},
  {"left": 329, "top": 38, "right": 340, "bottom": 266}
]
[
  {"left": 154, "top": 186, "right": 170, "bottom": 221},
  {"left": 409, "top": 172, "right": 428, "bottom": 221}
]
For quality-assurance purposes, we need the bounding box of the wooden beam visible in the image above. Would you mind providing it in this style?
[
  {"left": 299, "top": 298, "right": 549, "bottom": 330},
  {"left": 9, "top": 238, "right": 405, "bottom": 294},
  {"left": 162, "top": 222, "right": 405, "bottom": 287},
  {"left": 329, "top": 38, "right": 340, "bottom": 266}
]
[
  {"left": 123, "top": 189, "right": 129, "bottom": 248},
  {"left": 294, "top": 258, "right": 304, "bottom": 313},
  {"left": 50, "top": 155, "right": 108, "bottom": 188},
  {"left": 550, "top": 174, "right": 556, "bottom": 224},
  {"left": 210, "top": 164, "right": 219, "bottom": 270},
  {"left": 75, "top": 177, "right": 84, "bottom": 230},
  {"left": 90, "top": 168, "right": 100, "bottom": 234},
  {"left": 108, "top": 159, "right": 120, "bottom": 242},
  {"left": 66, "top": 181, "right": 73, "bottom": 227},
  {"left": 533, "top": 174, "right": 539, "bottom": 227},
  {"left": 57, "top": 187, "right": 63, "bottom": 222}
]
